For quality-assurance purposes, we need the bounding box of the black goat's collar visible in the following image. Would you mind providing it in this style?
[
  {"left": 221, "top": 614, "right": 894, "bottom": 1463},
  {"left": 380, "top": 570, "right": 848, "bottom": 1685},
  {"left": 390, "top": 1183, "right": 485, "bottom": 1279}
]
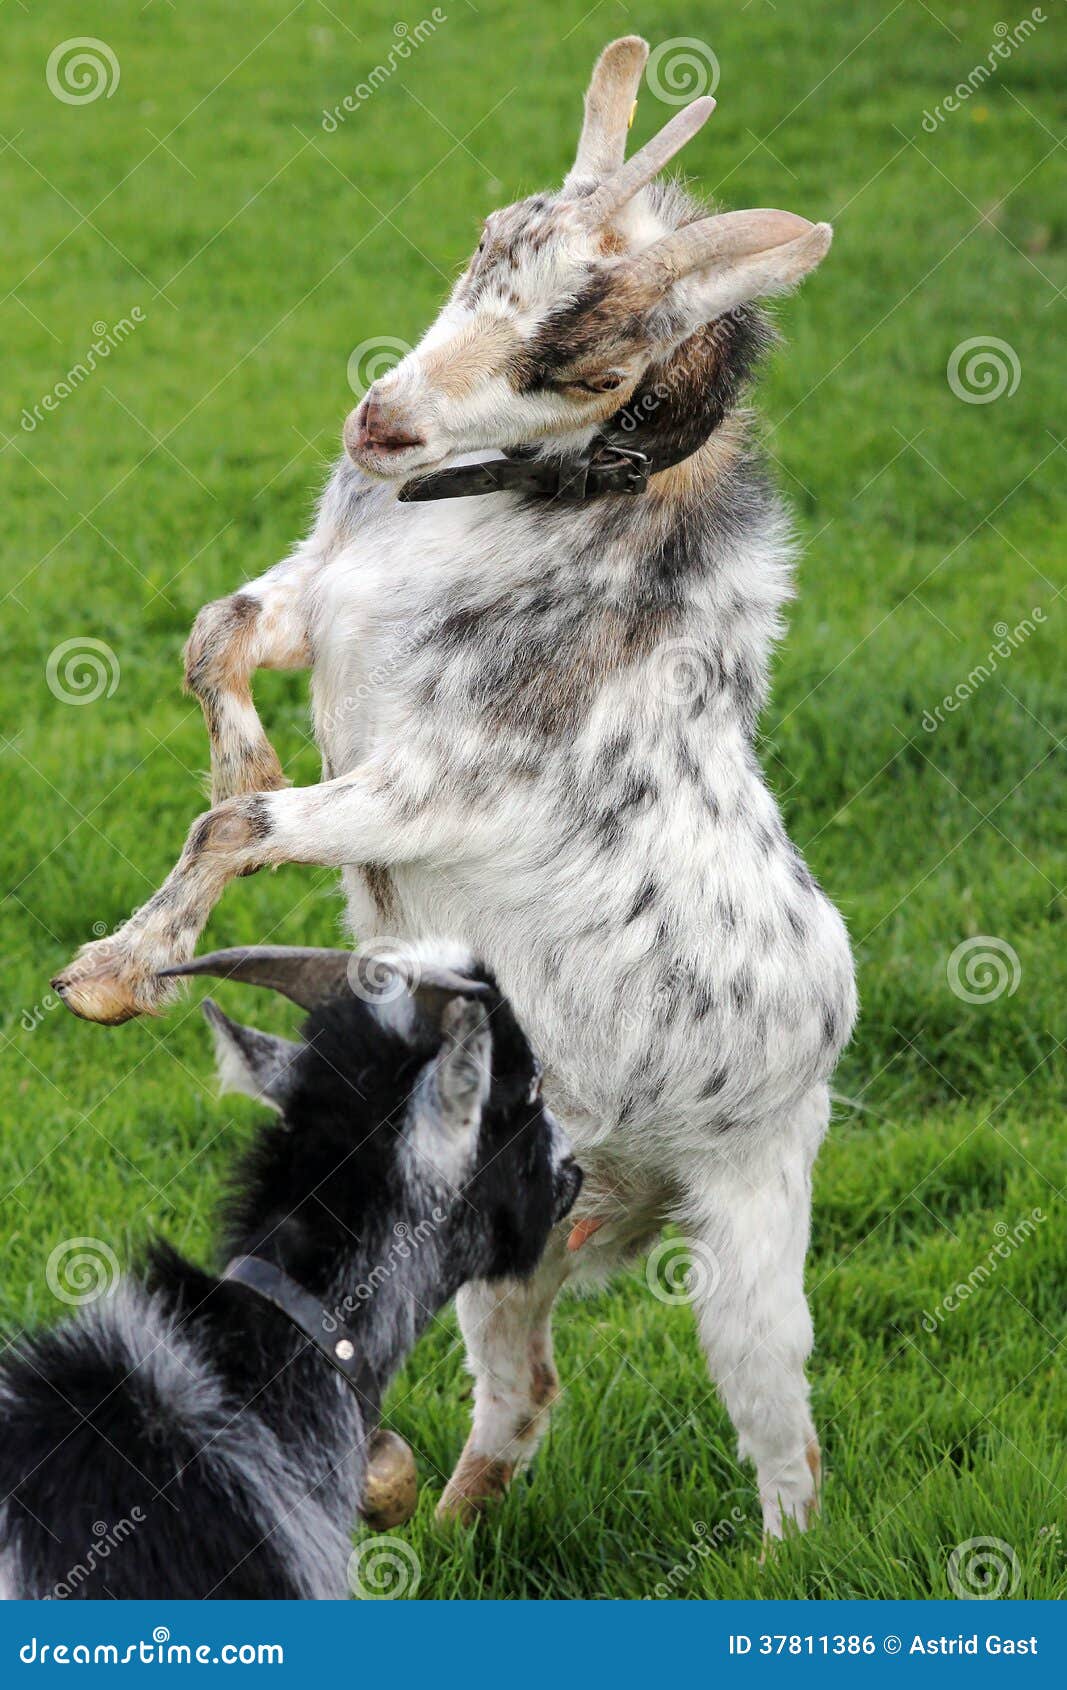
[
  {"left": 224, "top": 1254, "right": 380, "bottom": 1418},
  {"left": 397, "top": 442, "right": 652, "bottom": 504}
]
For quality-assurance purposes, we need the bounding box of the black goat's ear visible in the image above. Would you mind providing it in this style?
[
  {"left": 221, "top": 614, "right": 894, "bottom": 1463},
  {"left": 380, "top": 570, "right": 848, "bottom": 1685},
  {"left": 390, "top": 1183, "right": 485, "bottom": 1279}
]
[
  {"left": 202, "top": 999, "right": 302, "bottom": 1112},
  {"left": 436, "top": 998, "right": 492, "bottom": 1132}
]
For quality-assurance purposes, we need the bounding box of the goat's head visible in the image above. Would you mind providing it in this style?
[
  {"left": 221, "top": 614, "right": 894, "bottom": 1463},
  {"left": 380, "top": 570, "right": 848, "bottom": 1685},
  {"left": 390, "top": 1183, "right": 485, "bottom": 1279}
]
[
  {"left": 167, "top": 941, "right": 581, "bottom": 1284},
  {"left": 344, "top": 35, "right": 832, "bottom": 481}
]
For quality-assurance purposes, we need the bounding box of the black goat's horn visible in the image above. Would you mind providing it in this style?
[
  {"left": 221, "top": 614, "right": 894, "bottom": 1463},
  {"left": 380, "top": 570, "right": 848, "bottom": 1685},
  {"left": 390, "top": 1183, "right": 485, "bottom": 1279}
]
[
  {"left": 161, "top": 945, "right": 493, "bottom": 1011},
  {"left": 160, "top": 946, "right": 354, "bottom": 1010}
]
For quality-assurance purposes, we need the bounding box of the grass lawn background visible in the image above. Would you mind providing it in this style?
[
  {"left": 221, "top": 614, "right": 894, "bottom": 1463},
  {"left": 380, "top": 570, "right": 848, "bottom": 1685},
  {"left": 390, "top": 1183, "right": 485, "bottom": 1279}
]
[{"left": 1, "top": 0, "right": 1064, "bottom": 1598}]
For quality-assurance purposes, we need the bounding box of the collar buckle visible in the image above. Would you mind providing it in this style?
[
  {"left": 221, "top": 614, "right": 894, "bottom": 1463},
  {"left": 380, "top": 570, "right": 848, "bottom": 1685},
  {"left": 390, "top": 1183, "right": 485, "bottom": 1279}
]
[
  {"left": 587, "top": 444, "right": 651, "bottom": 496},
  {"left": 224, "top": 1254, "right": 380, "bottom": 1417}
]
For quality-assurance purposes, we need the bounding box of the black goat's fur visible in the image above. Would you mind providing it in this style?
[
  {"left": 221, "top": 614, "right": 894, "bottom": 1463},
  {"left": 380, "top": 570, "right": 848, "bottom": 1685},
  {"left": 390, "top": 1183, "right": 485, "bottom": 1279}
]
[{"left": 0, "top": 969, "right": 578, "bottom": 1599}]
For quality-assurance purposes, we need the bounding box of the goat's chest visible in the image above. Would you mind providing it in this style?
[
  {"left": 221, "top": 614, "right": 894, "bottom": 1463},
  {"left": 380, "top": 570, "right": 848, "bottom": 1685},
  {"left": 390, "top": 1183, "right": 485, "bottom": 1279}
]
[{"left": 308, "top": 498, "right": 604, "bottom": 777}]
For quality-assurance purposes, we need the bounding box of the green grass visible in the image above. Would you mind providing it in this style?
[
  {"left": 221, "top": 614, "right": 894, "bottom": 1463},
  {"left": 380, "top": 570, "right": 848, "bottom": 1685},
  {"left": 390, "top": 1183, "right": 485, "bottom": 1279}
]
[{"left": 2, "top": 0, "right": 1065, "bottom": 1600}]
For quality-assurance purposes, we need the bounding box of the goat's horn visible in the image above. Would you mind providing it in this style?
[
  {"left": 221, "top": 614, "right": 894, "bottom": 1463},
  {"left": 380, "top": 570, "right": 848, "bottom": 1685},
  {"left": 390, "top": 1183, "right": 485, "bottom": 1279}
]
[
  {"left": 620, "top": 209, "right": 821, "bottom": 294},
  {"left": 160, "top": 946, "right": 354, "bottom": 1010},
  {"left": 576, "top": 96, "right": 715, "bottom": 227},
  {"left": 160, "top": 947, "right": 493, "bottom": 1010},
  {"left": 566, "top": 36, "right": 649, "bottom": 187}
]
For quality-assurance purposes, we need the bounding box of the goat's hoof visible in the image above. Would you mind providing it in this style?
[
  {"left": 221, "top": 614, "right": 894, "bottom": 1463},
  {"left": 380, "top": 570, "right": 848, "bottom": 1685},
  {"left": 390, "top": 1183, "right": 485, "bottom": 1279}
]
[
  {"left": 51, "top": 941, "right": 172, "bottom": 1026},
  {"left": 360, "top": 1429, "right": 418, "bottom": 1531},
  {"left": 435, "top": 1455, "right": 514, "bottom": 1526}
]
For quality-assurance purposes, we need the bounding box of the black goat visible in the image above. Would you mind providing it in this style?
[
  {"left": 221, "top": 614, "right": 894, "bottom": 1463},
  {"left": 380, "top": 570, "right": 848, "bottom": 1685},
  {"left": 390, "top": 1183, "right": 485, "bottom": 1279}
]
[{"left": 0, "top": 942, "right": 580, "bottom": 1598}]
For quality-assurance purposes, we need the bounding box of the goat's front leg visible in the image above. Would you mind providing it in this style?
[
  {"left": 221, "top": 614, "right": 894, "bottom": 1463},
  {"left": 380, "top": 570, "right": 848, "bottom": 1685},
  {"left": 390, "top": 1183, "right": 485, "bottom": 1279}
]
[
  {"left": 183, "top": 551, "right": 321, "bottom": 805},
  {"left": 52, "top": 764, "right": 455, "bottom": 1025},
  {"left": 439, "top": 1237, "right": 572, "bottom": 1523}
]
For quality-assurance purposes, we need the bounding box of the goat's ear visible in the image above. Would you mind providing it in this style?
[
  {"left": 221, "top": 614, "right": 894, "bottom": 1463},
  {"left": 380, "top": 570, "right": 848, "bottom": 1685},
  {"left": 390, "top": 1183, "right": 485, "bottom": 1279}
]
[
  {"left": 408, "top": 998, "right": 491, "bottom": 1181},
  {"left": 682, "top": 219, "right": 832, "bottom": 326},
  {"left": 621, "top": 211, "right": 832, "bottom": 335},
  {"left": 202, "top": 999, "right": 302, "bottom": 1112}
]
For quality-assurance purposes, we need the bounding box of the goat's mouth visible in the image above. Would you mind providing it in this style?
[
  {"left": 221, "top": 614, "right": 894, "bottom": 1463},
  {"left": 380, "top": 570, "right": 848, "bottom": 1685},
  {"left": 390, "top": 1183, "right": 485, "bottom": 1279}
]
[{"left": 343, "top": 401, "right": 440, "bottom": 479}]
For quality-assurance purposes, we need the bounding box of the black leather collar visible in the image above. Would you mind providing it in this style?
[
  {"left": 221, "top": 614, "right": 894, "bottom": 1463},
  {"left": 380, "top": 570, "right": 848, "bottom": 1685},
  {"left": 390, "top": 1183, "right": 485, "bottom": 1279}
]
[
  {"left": 224, "top": 1254, "right": 380, "bottom": 1419},
  {"left": 397, "top": 442, "right": 652, "bottom": 504}
]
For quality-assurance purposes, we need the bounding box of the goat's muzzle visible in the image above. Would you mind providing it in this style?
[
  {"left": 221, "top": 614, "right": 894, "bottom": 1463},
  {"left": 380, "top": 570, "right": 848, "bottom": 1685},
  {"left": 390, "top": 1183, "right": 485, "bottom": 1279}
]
[{"left": 344, "top": 392, "right": 426, "bottom": 467}]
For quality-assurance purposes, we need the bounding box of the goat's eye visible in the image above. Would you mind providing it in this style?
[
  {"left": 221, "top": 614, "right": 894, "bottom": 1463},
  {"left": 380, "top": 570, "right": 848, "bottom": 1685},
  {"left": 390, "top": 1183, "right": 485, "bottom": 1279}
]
[{"left": 570, "top": 371, "right": 624, "bottom": 394}]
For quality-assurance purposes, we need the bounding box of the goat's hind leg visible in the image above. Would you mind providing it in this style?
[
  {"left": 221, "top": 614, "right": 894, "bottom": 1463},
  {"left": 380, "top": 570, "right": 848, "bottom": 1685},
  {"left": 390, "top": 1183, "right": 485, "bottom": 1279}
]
[
  {"left": 684, "top": 1085, "right": 829, "bottom": 1540},
  {"left": 183, "top": 553, "right": 319, "bottom": 805},
  {"left": 438, "top": 1237, "right": 571, "bottom": 1523}
]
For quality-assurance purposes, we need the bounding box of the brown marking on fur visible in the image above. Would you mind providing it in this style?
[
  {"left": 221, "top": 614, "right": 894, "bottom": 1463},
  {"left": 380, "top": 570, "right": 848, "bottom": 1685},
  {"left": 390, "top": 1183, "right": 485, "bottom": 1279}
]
[
  {"left": 361, "top": 862, "right": 399, "bottom": 926},
  {"left": 645, "top": 412, "right": 748, "bottom": 506},
  {"left": 437, "top": 1452, "right": 514, "bottom": 1520},
  {"left": 805, "top": 1437, "right": 822, "bottom": 1514},
  {"left": 529, "top": 1356, "right": 559, "bottom": 1410},
  {"left": 187, "top": 796, "right": 271, "bottom": 858},
  {"left": 213, "top": 736, "right": 288, "bottom": 802},
  {"left": 184, "top": 595, "right": 260, "bottom": 699},
  {"left": 422, "top": 317, "right": 520, "bottom": 400}
]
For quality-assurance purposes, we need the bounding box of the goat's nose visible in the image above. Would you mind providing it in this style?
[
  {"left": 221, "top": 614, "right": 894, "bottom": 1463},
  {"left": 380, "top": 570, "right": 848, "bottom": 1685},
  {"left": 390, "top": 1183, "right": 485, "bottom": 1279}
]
[{"left": 344, "top": 391, "right": 425, "bottom": 459}]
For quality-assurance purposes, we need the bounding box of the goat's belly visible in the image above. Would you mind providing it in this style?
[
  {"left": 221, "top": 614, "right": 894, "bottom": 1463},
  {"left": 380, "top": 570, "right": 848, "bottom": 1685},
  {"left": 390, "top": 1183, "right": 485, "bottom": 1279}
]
[{"left": 338, "top": 855, "right": 855, "bottom": 1142}]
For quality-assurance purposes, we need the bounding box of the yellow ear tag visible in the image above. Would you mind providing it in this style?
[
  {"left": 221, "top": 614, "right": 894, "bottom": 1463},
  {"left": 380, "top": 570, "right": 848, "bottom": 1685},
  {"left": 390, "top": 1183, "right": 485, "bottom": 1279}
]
[{"left": 628, "top": 99, "right": 638, "bottom": 130}]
